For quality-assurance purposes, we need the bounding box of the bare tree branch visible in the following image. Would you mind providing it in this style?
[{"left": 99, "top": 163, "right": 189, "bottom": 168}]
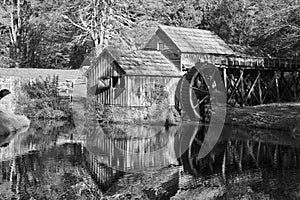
[{"left": 62, "top": 15, "right": 89, "bottom": 31}]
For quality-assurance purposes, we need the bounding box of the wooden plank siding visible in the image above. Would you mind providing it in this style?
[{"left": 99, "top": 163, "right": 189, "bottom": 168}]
[
  {"left": 89, "top": 74, "right": 180, "bottom": 107},
  {"left": 127, "top": 76, "right": 180, "bottom": 107},
  {"left": 144, "top": 31, "right": 179, "bottom": 53},
  {"left": 144, "top": 29, "right": 182, "bottom": 71},
  {"left": 87, "top": 48, "right": 182, "bottom": 107},
  {"left": 181, "top": 53, "right": 228, "bottom": 70},
  {"left": 142, "top": 25, "right": 267, "bottom": 72},
  {"left": 87, "top": 51, "right": 126, "bottom": 105}
]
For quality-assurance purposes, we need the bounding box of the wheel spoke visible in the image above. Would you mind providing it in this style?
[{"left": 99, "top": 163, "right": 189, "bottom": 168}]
[
  {"left": 192, "top": 95, "right": 208, "bottom": 108},
  {"left": 190, "top": 86, "right": 208, "bottom": 94},
  {"left": 194, "top": 137, "right": 203, "bottom": 145},
  {"left": 210, "top": 69, "right": 216, "bottom": 81}
]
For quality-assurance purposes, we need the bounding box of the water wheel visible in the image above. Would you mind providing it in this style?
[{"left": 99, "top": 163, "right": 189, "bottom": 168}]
[{"left": 176, "top": 63, "right": 218, "bottom": 121}]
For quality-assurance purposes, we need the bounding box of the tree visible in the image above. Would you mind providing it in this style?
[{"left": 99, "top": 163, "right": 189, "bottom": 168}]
[
  {"left": 0, "top": 0, "right": 30, "bottom": 66},
  {"left": 61, "top": 0, "right": 137, "bottom": 56},
  {"left": 0, "top": 0, "right": 85, "bottom": 68},
  {"left": 253, "top": 0, "right": 300, "bottom": 56}
]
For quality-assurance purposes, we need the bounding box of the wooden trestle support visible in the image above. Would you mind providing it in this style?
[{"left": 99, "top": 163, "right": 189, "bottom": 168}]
[
  {"left": 222, "top": 68, "right": 300, "bottom": 107},
  {"left": 176, "top": 58, "right": 300, "bottom": 121}
]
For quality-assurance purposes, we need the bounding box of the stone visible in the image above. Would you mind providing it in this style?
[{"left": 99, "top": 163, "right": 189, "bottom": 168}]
[{"left": 0, "top": 108, "right": 30, "bottom": 145}]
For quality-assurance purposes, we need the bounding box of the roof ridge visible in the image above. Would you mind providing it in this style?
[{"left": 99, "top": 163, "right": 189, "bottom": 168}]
[{"left": 158, "top": 24, "right": 212, "bottom": 32}]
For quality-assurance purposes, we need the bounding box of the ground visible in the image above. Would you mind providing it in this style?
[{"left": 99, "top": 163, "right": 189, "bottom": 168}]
[{"left": 225, "top": 102, "right": 300, "bottom": 132}]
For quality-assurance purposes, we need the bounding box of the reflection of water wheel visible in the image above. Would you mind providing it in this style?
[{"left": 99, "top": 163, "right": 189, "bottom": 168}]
[
  {"left": 176, "top": 63, "right": 217, "bottom": 121},
  {"left": 176, "top": 125, "right": 209, "bottom": 176}
]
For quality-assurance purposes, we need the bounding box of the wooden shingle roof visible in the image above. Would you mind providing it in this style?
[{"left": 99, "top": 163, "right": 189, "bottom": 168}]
[
  {"left": 105, "top": 49, "right": 181, "bottom": 77},
  {"left": 158, "top": 25, "right": 235, "bottom": 55}
]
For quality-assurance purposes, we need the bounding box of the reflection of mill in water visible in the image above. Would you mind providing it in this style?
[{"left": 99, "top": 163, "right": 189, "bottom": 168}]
[{"left": 83, "top": 125, "right": 179, "bottom": 191}]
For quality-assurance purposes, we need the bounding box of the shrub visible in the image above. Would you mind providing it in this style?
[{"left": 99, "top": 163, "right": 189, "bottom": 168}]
[
  {"left": 144, "top": 83, "right": 169, "bottom": 106},
  {"left": 85, "top": 96, "right": 113, "bottom": 124},
  {"left": 15, "top": 75, "right": 73, "bottom": 120}
]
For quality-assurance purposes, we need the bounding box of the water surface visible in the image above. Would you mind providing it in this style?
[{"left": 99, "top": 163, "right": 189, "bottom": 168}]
[{"left": 0, "top": 120, "right": 300, "bottom": 199}]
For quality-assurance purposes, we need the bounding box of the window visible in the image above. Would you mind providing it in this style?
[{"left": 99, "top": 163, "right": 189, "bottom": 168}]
[
  {"left": 112, "top": 76, "right": 125, "bottom": 88},
  {"left": 112, "top": 76, "right": 119, "bottom": 88},
  {"left": 158, "top": 42, "right": 164, "bottom": 50}
]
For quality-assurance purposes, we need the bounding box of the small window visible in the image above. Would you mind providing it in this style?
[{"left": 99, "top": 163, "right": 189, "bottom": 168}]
[
  {"left": 112, "top": 76, "right": 125, "bottom": 88},
  {"left": 112, "top": 76, "right": 119, "bottom": 88},
  {"left": 158, "top": 42, "right": 164, "bottom": 50}
]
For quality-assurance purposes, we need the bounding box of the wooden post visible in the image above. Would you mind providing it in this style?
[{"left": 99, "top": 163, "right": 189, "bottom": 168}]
[
  {"left": 296, "top": 72, "right": 299, "bottom": 100},
  {"left": 223, "top": 68, "right": 227, "bottom": 90},
  {"left": 293, "top": 72, "right": 298, "bottom": 101},
  {"left": 245, "top": 71, "right": 260, "bottom": 103},
  {"left": 258, "top": 72, "right": 263, "bottom": 104},
  {"left": 240, "top": 70, "right": 245, "bottom": 107},
  {"left": 275, "top": 71, "right": 280, "bottom": 102}
]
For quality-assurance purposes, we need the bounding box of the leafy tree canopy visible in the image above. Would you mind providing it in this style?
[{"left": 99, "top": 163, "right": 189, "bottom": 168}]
[{"left": 0, "top": 0, "right": 299, "bottom": 69}]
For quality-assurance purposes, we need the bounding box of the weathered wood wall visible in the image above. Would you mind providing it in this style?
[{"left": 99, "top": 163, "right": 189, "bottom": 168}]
[
  {"left": 88, "top": 51, "right": 181, "bottom": 107},
  {"left": 144, "top": 31, "right": 179, "bottom": 53},
  {"left": 144, "top": 30, "right": 182, "bottom": 71},
  {"left": 126, "top": 76, "right": 180, "bottom": 107},
  {"left": 181, "top": 53, "right": 227, "bottom": 70},
  {"left": 95, "top": 75, "right": 180, "bottom": 106},
  {"left": 87, "top": 51, "right": 125, "bottom": 103}
]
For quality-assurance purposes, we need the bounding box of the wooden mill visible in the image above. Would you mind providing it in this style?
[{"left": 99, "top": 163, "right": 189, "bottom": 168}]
[
  {"left": 86, "top": 25, "right": 300, "bottom": 121},
  {"left": 143, "top": 25, "right": 300, "bottom": 121}
]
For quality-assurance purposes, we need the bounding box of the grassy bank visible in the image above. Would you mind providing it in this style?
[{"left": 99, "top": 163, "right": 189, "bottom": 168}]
[{"left": 225, "top": 103, "right": 300, "bottom": 132}]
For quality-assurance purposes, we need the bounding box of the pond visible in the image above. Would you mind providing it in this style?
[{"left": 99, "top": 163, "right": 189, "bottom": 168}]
[{"left": 0, "top": 120, "right": 300, "bottom": 200}]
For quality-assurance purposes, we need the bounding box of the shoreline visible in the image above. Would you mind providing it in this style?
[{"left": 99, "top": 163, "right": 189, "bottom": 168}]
[
  {"left": 18, "top": 102, "right": 300, "bottom": 133},
  {"left": 225, "top": 102, "right": 300, "bottom": 132},
  {"left": 109, "top": 102, "right": 300, "bottom": 133}
]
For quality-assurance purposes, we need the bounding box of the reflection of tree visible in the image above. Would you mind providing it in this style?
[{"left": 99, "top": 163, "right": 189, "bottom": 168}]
[
  {"left": 0, "top": 144, "right": 102, "bottom": 199},
  {"left": 180, "top": 126, "right": 300, "bottom": 190}
]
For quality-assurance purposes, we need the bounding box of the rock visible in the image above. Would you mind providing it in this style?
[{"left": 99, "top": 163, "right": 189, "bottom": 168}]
[
  {"left": 0, "top": 108, "right": 30, "bottom": 145},
  {"left": 105, "top": 167, "right": 180, "bottom": 200},
  {"left": 170, "top": 186, "right": 225, "bottom": 200}
]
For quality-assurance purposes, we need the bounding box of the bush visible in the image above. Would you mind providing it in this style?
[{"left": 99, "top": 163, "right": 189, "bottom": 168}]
[
  {"left": 144, "top": 83, "right": 169, "bottom": 106},
  {"left": 85, "top": 96, "right": 113, "bottom": 124},
  {"left": 15, "top": 75, "right": 73, "bottom": 120}
]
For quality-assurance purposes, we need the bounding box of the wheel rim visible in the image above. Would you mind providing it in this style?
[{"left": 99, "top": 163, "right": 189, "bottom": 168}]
[{"left": 189, "top": 71, "right": 210, "bottom": 119}]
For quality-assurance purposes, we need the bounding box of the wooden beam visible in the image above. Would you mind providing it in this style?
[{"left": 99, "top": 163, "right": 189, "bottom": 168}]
[
  {"left": 240, "top": 70, "right": 245, "bottom": 107},
  {"left": 296, "top": 72, "right": 299, "bottom": 100},
  {"left": 258, "top": 76, "right": 263, "bottom": 104},
  {"left": 228, "top": 71, "right": 243, "bottom": 106},
  {"left": 261, "top": 76, "right": 276, "bottom": 103},
  {"left": 223, "top": 68, "right": 227, "bottom": 90},
  {"left": 293, "top": 72, "right": 298, "bottom": 101},
  {"left": 280, "top": 72, "right": 294, "bottom": 101},
  {"left": 275, "top": 71, "right": 280, "bottom": 102},
  {"left": 245, "top": 72, "right": 260, "bottom": 102}
]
